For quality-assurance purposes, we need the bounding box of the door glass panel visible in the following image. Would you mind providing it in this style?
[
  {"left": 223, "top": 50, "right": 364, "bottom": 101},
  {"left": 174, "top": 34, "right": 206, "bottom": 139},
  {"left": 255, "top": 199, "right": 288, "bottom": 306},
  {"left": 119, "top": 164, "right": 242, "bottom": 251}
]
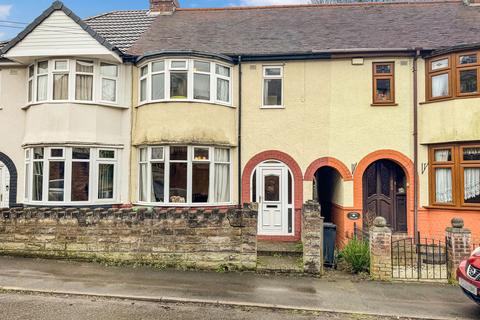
[
  {"left": 366, "top": 165, "right": 376, "bottom": 197},
  {"left": 288, "top": 171, "right": 292, "bottom": 205},
  {"left": 380, "top": 163, "right": 391, "bottom": 197},
  {"left": 264, "top": 174, "right": 280, "bottom": 201},
  {"left": 464, "top": 168, "right": 480, "bottom": 204}
]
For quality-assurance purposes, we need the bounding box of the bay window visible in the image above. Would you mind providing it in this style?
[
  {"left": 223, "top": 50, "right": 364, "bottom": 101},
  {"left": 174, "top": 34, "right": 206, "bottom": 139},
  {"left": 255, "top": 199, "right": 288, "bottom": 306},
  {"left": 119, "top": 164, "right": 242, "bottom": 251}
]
[
  {"left": 138, "top": 145, "right": 232, "bottom": 205},
  {"left": 139, "top": 59, "right": 232, "bottom": 105},
  {"left": 24, "top": 146, "right": 119, "bottom": 204},
  {"left": 26, "top": 59, "right": 120, "bottom": 105},
  {"left": 429, "top": 143, "right": 480, "bottom": 208}
]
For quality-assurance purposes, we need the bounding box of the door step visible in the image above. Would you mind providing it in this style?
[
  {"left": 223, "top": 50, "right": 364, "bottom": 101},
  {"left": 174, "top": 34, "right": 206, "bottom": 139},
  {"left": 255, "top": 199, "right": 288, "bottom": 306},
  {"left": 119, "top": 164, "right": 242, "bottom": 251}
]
[
  {"left": 257, "top": 240, "right": 303, "bottom": 257},
  {"left": 256, "top": 255, "right": 303, "bottom": 274}
]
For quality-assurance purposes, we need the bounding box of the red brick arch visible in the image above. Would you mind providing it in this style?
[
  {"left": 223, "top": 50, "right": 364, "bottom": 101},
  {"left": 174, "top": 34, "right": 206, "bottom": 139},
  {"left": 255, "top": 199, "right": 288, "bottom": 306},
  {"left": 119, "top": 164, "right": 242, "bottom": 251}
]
[
  {"left": 304, "top": 157, "right": 353, "bottom": 181},
  {"left": 242, "top": 150, "right": 303, "bottom": 241}
]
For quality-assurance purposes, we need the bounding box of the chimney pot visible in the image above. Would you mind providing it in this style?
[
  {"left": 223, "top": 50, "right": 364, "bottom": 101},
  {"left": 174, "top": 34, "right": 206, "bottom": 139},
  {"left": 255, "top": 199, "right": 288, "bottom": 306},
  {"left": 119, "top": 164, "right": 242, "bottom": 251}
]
[{"left": 150, "top": 0, "right": 180, "bottom": 15}]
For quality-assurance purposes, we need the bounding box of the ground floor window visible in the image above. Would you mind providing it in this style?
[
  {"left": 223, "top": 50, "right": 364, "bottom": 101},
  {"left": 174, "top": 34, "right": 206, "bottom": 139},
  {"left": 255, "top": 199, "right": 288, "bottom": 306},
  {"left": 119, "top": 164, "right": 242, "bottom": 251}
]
[
  {"left": 429, "top": 143, "right": 480, "bottom": 208},
  {"left": 138, "top": 145, "right": 231, "bottom": 205},
  {"left": 24, "top": 146, "right": 118, "bottom": 204}
]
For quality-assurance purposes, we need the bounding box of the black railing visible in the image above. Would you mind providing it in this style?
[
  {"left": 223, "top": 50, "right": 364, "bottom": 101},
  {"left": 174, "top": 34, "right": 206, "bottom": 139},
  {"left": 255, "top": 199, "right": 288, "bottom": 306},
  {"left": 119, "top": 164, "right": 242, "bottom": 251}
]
[{"left": 353, "top": 222, "right": 369, "bottom": 243}]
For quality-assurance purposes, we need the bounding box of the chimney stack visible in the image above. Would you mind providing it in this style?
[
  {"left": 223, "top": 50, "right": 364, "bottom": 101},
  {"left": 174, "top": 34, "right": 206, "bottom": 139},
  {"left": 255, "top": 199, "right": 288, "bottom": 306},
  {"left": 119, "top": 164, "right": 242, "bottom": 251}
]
[{"left": 149, "top": 0, "right": 180, "bottom": 15}]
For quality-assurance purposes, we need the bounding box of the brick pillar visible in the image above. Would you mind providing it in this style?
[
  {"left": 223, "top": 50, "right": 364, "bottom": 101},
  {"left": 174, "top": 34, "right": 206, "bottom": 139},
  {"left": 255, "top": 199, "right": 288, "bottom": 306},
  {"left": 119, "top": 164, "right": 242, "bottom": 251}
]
[
  {"left": 446, "top": 217, "right": 471, "bottom": 282},
  {"left": 302, "top": 201, "right": 324, "bottom": 276},
  {"left": 369, "top": 217, "right": 392, "bottom": 281}
]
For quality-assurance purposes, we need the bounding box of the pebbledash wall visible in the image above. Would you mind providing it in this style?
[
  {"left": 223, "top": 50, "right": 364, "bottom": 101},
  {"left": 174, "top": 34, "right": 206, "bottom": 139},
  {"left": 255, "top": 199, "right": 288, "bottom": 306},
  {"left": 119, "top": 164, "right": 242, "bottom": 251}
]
[{"left": 0, "top": 205, "right": 257, "bottom": 271}]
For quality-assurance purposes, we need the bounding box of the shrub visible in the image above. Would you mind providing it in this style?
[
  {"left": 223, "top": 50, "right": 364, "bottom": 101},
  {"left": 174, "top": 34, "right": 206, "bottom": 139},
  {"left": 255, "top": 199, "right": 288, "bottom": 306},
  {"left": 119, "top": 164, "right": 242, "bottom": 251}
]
[{"left": 338, "top": 238, "right": 370, "bottom": 274}]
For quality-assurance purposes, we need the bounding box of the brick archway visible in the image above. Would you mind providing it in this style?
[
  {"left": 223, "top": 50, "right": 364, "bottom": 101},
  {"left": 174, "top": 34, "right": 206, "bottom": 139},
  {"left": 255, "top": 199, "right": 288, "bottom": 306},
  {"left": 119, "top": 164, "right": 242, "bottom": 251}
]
[
  {"left": 304, "top": 157, "right": 353, "bottom": 181},
  {"left": 242, "top": 150, "right": 303, "bottom": 241},
  {"left": 353, "top": 149, "right": 415, "bottom": 234},
  {"left": 0, "top": 152, "right": 18, "bottom": 208}
]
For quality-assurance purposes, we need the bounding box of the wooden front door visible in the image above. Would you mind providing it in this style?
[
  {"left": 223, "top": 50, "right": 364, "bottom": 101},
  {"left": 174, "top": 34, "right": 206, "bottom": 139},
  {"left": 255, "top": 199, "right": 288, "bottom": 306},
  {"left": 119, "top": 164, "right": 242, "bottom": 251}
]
[{"left": 363, "top": 160, "right": 407, "bottom": 232}]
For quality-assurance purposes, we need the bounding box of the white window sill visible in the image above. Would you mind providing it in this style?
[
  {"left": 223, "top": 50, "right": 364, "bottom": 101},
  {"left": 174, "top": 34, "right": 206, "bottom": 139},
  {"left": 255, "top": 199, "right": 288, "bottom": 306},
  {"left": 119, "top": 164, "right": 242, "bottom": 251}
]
[
  {"left": 260, "top": 105, "right": 285, "bottom": 109},
  {"left": 133, "top": 202, "right": 236, "bottom": 208},
  {"left": 22, "top": 101, "right": 129, "bottom": 110},
  {"left": 137, "top": 100, "right": 234, "bottom": 109},
  {"left": 23, "top": 201, "right": 121, "bottom": 206}
]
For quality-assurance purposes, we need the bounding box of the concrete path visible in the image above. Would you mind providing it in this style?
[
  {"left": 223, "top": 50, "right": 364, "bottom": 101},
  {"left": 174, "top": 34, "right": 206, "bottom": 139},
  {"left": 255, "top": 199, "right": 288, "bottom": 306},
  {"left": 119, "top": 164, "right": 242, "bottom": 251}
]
[{"left": 0, "top": 256, "right": 478, "bottom": 320}]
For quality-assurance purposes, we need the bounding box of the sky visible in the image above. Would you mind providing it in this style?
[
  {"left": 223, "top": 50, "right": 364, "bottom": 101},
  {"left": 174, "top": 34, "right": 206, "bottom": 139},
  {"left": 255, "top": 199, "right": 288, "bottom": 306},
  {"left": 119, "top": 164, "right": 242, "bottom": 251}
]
[{"left": 0, "top": 0, "right": 312, "bottom": 41}]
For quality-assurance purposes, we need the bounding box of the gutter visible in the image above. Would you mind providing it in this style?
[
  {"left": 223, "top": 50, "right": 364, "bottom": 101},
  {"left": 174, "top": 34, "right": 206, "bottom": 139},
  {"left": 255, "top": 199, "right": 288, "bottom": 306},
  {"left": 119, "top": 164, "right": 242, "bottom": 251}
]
[
  {"left": 413, "top": 49, "right": 421, "bottom": 242},
  {"left": 237, "top": 56, "right": 243, "bottom": 208}
]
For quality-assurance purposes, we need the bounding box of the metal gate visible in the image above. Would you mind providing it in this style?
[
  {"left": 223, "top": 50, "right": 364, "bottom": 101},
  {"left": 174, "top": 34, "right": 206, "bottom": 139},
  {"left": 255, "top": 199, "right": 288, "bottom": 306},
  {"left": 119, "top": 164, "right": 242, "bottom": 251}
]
[{"left": 391, "top": 233, "right": 448, "bottom": 281}]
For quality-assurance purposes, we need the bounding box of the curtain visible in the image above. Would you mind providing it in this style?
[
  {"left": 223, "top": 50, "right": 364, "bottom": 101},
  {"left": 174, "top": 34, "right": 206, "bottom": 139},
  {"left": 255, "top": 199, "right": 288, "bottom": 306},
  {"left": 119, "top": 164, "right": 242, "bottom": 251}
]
[
  {"left": 214, "top": 148, "right": 230, "bottom": 203},
  {"left": 139, "top": 163, "right": 148, "bottom": 202},
  {"left": 464, "top": 168, "right": 480, "bottom": 201},
  {"left": 37, "top": 75, "right": 48, "bottom": 101},
  {"left": 432, "top": 73, "right": 449, "bottom": 97},
  {"left": 435, "top": 168, "right": 452, "bottom": 203},
  {"left": 53, "top": 74, "right": 69, "bottom": 100},
  {"left": 76, "top": 75, "right": 93, "bottom": 101},
  {"left": 217, "top": 78, "right": 229, "bottom": 102},
  {"left": 102, "top": 78, "right": 116, "bottom": 102},
  {"left": 98, "top": 164, "right": 114, "bottom": 199},
  {"left": 434, "top": 150, "right": 450, "bottom": 162}
]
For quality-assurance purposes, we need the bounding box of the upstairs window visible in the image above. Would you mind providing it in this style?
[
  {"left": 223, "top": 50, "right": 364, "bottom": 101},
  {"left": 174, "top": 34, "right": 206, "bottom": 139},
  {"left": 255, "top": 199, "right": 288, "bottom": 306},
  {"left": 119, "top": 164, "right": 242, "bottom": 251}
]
[
  {"left": 372, "top": 62, "right": 395, "bottom": 105},
  {"left": 27, "top": 65, "right": 34, "bottom": 103},
  {"left": 53, "top": 60, "right": 69, "bottom": 101},
  {"left": 75, "top": 60, "right": 94, "bottom": 101},
  {"left": 139, "top": 59, "right": 232, "bottom": 106},
  {"left": 100, "top": 63, "right": 118, "bottom": 103},
  {"left": 263, "top": 66, "right": 283, "bottom": 107},
  {"left": 36, "top": 61, "right": 48, "bottom": 102},
  {"left": 426, "top": 51, "right": 480, "bottom": 101}
]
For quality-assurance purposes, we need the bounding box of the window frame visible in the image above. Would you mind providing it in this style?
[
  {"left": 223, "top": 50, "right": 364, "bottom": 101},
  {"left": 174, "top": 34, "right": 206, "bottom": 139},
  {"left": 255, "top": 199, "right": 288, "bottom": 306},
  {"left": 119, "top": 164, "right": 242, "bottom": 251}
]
[
  {"left": 99, "top": 63, "right": 119, "bottom": 104},
  {"left": 137, "top": 145, "right": 232, "bottom": 206},
  {"left": 24, "top": 146, "right": 120, "bottom": 205},
  {"left": 262, "top": 65, "right": 284, "bottom": 109},
  {"left": 372, "top": 62, "right": 395, "bottom": 105},
  {"left": 426, "top": 55, "right": 453, "bottom": 101},
  {"left": 429, "top": 143, "right": 480, "bottom": 209}
]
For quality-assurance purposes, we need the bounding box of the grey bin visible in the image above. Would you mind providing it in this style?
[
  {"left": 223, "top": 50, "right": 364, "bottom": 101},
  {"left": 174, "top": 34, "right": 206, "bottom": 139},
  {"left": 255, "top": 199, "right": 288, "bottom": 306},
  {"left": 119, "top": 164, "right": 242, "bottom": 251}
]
[{"left": 323, "top": 223, "right": 337, "bottom": 267}]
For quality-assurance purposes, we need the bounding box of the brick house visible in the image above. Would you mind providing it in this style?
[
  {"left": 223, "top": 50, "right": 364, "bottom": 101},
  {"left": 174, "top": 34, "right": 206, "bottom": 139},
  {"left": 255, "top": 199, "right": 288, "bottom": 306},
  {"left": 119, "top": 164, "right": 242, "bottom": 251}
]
[{"left": 0, "top": 0, "right": 480, "bottom": 247}]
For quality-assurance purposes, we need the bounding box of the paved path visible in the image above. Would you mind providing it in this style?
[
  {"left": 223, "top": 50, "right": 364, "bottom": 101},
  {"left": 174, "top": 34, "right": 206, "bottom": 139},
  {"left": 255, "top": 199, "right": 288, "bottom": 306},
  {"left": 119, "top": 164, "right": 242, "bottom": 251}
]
[{"left": 0, "top": 256, "right": 478, "bottom": 320}]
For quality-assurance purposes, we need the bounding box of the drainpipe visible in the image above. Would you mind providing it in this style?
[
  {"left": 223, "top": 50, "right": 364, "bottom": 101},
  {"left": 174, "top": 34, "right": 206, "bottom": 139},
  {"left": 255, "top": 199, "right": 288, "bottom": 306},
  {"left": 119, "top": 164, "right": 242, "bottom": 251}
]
[
  {"left": 237, "top": 56, "right": 243, "bottom": 208},
  {"left": 413, "top": 49, "right": 420, "bottom": 242}
]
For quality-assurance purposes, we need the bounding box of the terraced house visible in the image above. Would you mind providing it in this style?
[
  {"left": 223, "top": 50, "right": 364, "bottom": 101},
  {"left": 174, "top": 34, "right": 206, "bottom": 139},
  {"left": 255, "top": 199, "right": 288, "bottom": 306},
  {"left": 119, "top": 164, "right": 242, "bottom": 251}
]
[{"left": 1, "top": 0, "right": 480, "bottom": 248}]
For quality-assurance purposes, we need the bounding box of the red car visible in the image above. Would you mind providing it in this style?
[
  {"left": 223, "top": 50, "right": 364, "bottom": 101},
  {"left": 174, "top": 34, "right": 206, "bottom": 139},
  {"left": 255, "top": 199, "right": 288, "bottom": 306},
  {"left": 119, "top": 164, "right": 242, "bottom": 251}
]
[{"left": 458, "top": 248, "right": 480, "bottom": 304}]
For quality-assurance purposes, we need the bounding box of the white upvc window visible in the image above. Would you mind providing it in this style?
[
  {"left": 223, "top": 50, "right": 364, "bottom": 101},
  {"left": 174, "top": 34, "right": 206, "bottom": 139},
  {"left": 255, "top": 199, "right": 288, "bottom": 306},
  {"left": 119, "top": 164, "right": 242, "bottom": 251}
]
[
  {"left": 24, "top": 146, "right": 120, "bottom": 205},
  {"left": 139, "top": 58, "right": 232, "bottom": 106},
  {"left": 138, "top": 145, "right": 232, "bottom": 206},
  {"left": 26, "top": 59, "right": 120, "bottom": 106},
  {"left": 262, "top": 66, "right": 284, "bottom": 108}
]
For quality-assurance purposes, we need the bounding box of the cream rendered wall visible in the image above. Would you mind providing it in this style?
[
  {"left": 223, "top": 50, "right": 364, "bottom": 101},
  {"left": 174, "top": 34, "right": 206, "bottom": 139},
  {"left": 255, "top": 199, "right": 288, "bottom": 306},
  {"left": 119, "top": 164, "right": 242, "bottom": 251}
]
[
  {"left": 130, "top": 65, "right": 239, "bottom": 203},
  {"left": 0, "top": 66, "right": 28, "bottom": 204},
  {"left": 242, "top": 58, "right": 415, "bottom": 207}
]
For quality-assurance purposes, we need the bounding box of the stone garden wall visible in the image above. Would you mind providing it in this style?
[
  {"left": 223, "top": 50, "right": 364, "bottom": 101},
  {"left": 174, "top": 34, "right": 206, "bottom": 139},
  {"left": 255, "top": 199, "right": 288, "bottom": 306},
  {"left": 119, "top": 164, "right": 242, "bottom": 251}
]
[{"left": 0, "top": 205, "right": 257, "bottom": 271}]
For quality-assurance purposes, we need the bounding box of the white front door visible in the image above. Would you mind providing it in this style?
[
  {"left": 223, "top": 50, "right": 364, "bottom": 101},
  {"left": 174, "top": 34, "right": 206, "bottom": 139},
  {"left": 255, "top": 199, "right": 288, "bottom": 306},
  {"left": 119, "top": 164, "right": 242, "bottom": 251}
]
[
  {"left": 257, "top": 164, "right": 289, "bottom": 235},
  {"left": 0, "top": 164, "right": 9, "bottom": 208}
]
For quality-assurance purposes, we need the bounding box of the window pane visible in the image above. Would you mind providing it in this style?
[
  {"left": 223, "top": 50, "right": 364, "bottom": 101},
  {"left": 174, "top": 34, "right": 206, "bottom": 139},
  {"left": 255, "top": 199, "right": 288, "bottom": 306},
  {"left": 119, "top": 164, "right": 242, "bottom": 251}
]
[
  {"left": 459, "top": 54, "right": 477, "bottom": 65},
  {"left": 72, "top": 148, "right": 90, "bottom": 160},
  {"left": 140, "top": 78, "right": 147, "bottom": 101},
  {"left": 194, "top": 148, "right": 209, "bottom": 160},
  {"left": 464, "top": 168, "right": 480, "bottom": 204},
  {"left": 216, "top": 65, "right": 230, "bottom": 77},
  {"left": 139, "top": 163, "right": 148, "bottom": 201},
  {"left": 169, "top": 162, "right": 187, "bottom": 203},
  {"left": 459, "top": 69, "right": 477, "bottom": 94},
  {"left": 37, "top": 75, "right": 48, "bottom": 101},
  {"left": 192, "top": 163, "right": 209, "bottom": 203},
  {"left": 151, "top": 73, "right": 165, "bottom": 100},
  {"left": 34, "top": 148, "right": 44, "bottom": 159},
  {"left": 215, "top": 148, "right": 229, "bottom": 162},
  {"left": 51, "top": 149, "right": 63, "bottom": 158},
  {"left": 28, "top": 80, "right": 33, "bottom": 102},
  {"left": 25, "top": 163, "right": 30, "bottom": 199},
  {"left": 151, "top": 147, "right": 164, "bottom": 160},
  {"left": 102, "top": 78, "right": 116, "bottom": 102},
  {"left": 194, "top": 61, "right": 210, "bottom": 73},
  {"left": 265, "top": 67, "right": 281, "bottom": 76},
  {"left": 375, "top": 78, "right": 391, "bottom": 101},
  {"left": 171, "top": 61, "right": 187, "bottom": 69},
  {"left": 152, "top": 61, "right": 164, "bottom": 73},
  {"left": 99, "top": 150, "right": 115, "bottom": 159},
  {"left": 98, "top": 163, "right": 114, "bottom": 200},
  {"left": 214, "top": 163, "right": 230, "bottom": 203},
  {"left": 76, "top": 60, "right": 94, "bottom": 73},
  {"left": 431, "top": 58, "right": 448, "bottom": 71},
  {"left": 264, "top": 175, "right": 280, "bottom": 201},
  {"left": 431, "top": 73, "right": 449, "bottom": 98},
  {"left": 464, "top": 148, "right": 480, "bottom": 161},
  {"left": 32, "top": 162, "right": 43, "bottom": 201},
  {"left": 75, "top": 74, "right": 93, "bottom": 101},
  {"left": 170, "top": 146, "right": 187, "bottom": 161},
  {"left": 55, "top": 60, "right": 68, "bottom": 71},
  {"left": 194, "top": 73, "right": 210, "bottom": 100},
  {"left": 435, "top": 168, "right": 452, "bottom": 203},
  {"left": 434, "top": 149, "right": 452, "bottom": 162},
  {"left": 48, "top": 161, "right": 65, "bottom": 201},
  {"left": 217, "top": 78, "right": 230, "bottom": 102},
  {"left": 38, "top": 61, "right": 48, "bottom": 74},
  {"left": 53, "top": 74, "right": 69, "bottom": 100},
  {"left": 101, "top": 63, "right": 118, "bottom": 77},
  {"left": 264, "top": 79, "right": 282, "bottom": 106},
  {"left": 141, "top": 65, "right": 148, "bottom": 77},
  {"left": 71, "top": 162, "right": 89, "bottom": 201},
  {"left": 29, "top": 65, "right": 35, "bottom": 78},
  {"left": 151, "top": 163, "right": 165, "bottom": 202},
  {"left": 375, "top": 64, "right": 391, "bottom": 74},
  {"left": 170, "top": 72, "right": 188, "bottom": 99}
]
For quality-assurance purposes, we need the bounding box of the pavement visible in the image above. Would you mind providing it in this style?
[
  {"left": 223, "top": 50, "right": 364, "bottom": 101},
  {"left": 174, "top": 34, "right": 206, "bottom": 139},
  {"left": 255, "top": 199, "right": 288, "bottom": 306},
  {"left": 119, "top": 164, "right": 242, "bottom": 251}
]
[{"left": 0, "top": 256, "right": 478, "bottom": 320}]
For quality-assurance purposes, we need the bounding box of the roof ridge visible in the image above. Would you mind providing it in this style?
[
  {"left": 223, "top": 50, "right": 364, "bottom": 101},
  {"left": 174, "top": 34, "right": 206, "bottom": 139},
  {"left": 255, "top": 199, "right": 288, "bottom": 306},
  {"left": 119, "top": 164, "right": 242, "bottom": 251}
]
[{"left": 176, "top": 0, "right": 462, "bottom": 12}]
